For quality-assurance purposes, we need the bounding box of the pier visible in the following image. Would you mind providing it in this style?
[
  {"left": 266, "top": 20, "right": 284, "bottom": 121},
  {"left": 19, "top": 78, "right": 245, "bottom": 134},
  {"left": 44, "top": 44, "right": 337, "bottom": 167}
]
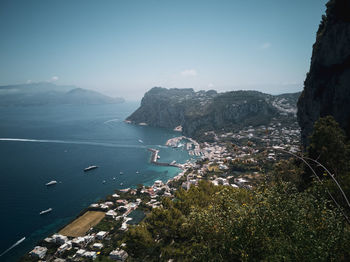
[{"left": 148, "top": 148, "right": 180, "bottom": 167}]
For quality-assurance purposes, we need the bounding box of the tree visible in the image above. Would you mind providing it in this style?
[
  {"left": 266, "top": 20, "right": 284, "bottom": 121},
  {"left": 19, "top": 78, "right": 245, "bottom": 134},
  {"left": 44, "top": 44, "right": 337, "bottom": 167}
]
[{"left": 306, "top": 116, "right": 350, "bottom": 207}]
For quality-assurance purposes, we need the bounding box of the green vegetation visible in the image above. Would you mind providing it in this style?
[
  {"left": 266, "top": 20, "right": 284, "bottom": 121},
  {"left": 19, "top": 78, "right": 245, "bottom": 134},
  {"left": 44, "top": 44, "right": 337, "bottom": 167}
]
[
  {"left": 93, "top": 217, "right": 122, "bottom": 233},
  {"left": 123, "top": 180, "right": 350, "bottom": 261},
  {"left": 305, "top": 116, "right": 350, "bottom": 212}
]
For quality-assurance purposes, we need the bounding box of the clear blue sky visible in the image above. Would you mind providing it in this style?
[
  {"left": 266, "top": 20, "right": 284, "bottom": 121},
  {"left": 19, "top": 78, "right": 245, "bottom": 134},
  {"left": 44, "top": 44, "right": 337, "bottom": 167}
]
[{"left": 0, "top": 0, "right": 327, "bottom": 99}]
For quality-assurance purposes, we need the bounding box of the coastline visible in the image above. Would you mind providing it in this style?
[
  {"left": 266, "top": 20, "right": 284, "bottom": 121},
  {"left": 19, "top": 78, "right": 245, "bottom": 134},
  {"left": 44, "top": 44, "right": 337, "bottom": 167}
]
[
  {"left": 18, "top": 135, "right": 196, "bottom": 261},
  {"left": 19, "top": 112, "right": 301, "bottom": 261}
]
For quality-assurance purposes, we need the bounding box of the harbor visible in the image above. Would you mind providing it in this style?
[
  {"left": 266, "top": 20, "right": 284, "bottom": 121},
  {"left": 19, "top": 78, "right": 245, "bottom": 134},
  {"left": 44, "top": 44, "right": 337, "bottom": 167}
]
[
  {"left": 148, "top": 148, "right": 181, "bottom": 167},
  {"left": 165, "top": 136, "right": 202, "bottom": 156}
]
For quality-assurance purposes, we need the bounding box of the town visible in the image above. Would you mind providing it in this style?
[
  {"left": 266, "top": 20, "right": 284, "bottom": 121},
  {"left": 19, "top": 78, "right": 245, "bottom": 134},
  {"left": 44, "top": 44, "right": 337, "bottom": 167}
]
[{"left": 22, "top": 118, "right": 300, "bottom": 262}]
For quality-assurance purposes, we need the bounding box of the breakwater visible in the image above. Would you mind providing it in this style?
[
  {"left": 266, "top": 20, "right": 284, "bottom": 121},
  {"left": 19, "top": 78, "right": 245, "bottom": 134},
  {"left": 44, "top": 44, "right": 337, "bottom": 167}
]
[{"left": 148, "top": 148, "right": 180, "bottom": 167}]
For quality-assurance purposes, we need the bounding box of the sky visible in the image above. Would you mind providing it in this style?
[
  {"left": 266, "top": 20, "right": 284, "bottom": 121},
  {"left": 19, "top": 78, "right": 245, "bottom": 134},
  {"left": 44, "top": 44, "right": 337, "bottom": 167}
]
[{"left": 0, "top": 0, "right": 328, "bottom": 100}]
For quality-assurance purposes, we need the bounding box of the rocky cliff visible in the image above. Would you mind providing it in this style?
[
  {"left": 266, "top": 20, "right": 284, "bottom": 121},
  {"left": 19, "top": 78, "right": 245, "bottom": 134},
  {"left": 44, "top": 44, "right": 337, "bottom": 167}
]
[
  {"left": 297, "top": 0, "right": 350, "bottom": 146},
  {"left": 127, "top": 87, "right": 299, "bottom": 138}
]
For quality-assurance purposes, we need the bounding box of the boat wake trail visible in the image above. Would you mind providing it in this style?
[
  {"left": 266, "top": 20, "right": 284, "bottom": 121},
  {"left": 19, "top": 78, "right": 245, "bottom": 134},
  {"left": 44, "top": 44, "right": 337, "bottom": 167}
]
[
  {"left": 0, "top": 237, "right": 25, "bottom": 257},
  {"left": 103, "top": 118, "right": 120, "bottom": 124},
  {"left": 0, "top": 138, "right": 147, "bottom": 149}
]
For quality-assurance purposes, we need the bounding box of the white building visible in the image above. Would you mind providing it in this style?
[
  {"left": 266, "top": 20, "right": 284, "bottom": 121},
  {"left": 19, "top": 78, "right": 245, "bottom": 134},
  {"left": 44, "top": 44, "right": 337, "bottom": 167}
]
[
  {"left": 110, "top": 248, "right": 128, "bottom": 261},
  {"left": 92, "top": 243, "right": 104, "bottom": 250},
  {"left": 96, "top": 231, "right": 108, "bottom": 240},
  {"left": 51, "top": 234, "right": 68, "bottom": 245},
  {"left": 29, "top": 246, "right": 47, "bottom": 259}
]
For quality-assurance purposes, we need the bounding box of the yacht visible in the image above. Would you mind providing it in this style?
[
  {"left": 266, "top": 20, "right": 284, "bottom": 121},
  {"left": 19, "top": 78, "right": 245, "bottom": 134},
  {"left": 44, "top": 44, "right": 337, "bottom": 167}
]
[
  {"left": 84, "top": 165, "right": 98, "bottom": 172},
  {"left": 119, "top": 171, "right": 123, "bottom": 175},
  {"left": 40, "top": 208, "right": 52, "bottom": 215},
  {"left": 45, "top": 180, "right": 57, "bottom": 186},
  {"left": 135, "top": 171, "right": 140, "bottom": 174}
]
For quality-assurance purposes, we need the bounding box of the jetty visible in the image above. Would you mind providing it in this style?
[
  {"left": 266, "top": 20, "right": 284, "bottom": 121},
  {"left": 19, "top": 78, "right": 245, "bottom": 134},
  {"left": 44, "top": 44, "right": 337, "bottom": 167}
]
[{"left": 148, "top": 148, "right": 180, "bottom": 167}]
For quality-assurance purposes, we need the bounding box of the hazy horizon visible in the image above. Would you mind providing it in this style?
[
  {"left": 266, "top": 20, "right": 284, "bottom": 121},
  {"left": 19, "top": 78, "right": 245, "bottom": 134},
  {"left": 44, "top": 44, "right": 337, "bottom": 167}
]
[{"left": 1, "top": 0, "right": 327, "bottom": 100}]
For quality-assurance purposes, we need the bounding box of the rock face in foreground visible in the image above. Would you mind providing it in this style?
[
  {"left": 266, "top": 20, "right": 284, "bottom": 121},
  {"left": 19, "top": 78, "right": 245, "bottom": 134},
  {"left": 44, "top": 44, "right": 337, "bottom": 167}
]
[
  {"left": 127, "top": 87, "right": 299, "bottom": 138},
  {"left": 297, "top": 0, "right": 350, "bottom": 146}
]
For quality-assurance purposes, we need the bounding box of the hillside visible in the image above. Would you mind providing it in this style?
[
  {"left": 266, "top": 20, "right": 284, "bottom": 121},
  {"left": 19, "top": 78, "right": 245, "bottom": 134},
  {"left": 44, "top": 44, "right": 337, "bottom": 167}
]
[{"left": 127, "top": 87, "right": 300, "bottom": 138}]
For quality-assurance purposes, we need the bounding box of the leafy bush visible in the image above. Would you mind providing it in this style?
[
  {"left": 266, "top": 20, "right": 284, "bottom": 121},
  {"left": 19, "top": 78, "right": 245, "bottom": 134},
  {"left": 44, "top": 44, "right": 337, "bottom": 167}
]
[{"left": 123, "top": 181, "right": 350, "bottom": 261}]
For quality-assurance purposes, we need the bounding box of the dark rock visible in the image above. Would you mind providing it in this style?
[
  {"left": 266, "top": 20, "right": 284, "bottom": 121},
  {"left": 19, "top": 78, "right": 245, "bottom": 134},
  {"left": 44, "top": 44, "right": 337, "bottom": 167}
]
[{"left": 297, "top": 0, "right": 350, "bottom": 146}]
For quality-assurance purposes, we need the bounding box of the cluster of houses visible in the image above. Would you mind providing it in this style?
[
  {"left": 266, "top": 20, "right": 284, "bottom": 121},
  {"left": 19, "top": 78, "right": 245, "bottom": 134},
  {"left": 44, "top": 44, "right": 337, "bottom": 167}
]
[
  {"left": 29, "top": 117, "right": 300, "bottom": 261},
  {"left": 29, "top": 190, "right": 150, "bottom": 261},
  {"left": 29, "top": 230, "right": 126, "bottom": 261}
]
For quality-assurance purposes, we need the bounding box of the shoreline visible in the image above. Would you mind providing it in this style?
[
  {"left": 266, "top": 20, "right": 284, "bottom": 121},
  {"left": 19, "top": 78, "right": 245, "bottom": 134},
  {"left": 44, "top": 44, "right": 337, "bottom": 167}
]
[{"left": 18, "top": 135, "right": 197, "bottom": 261}]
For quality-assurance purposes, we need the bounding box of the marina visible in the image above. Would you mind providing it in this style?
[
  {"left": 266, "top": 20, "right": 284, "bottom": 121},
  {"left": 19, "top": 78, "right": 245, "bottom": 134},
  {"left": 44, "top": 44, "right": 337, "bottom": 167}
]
[{"left": 148, "top": 148, "right": 181, "bottom": 167}]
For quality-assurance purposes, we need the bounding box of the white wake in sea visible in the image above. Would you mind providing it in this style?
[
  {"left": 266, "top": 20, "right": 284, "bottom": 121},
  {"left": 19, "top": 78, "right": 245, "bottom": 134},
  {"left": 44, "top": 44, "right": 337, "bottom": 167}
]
[
  {"left": 103, "top": 118, "right": 120, "bottom": 124},
  {"left": 0, "top": 138, "right": 147, "bottom": 149},
  {"left": 0, "top": 237, "right": 25, "bottom": 257}
]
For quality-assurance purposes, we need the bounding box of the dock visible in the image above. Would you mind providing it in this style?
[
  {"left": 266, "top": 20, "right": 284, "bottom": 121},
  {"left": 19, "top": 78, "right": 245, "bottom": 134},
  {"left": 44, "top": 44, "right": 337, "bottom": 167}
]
[{"left": 148, "top": 148, "right": 180, "bottom": 167}]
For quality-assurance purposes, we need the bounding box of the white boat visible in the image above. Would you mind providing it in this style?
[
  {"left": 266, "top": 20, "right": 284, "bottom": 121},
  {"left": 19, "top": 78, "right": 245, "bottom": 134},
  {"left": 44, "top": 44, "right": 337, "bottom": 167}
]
[
  {"left": 138, "top": 139, "right": 144, "bottom": 143},
  {"left": 157, "top": 155, "right": 160, "bottom": 159},
  {"left": 119, "top": 171, "right": 123, "bottom": 175},
  {"left": 135, "top": 171, "right": 140, "bottom": 174},
  {"left": 39, "top": 208, "right": 52, "bottom": 215},
  {"left": 113, "top": 177, "right": 116, "bottom": 180},
  {"left": 102, "top": 180, "right": 106, "bottom": 184},
  {"left": 120, "top": 182, "right": 123, "bottom": 186},
  {"left": 45, "top": 180, "right": 57, "bottom": 186},
  {"left": 84, "top": 165, "right": 98, "bottom": 172}
]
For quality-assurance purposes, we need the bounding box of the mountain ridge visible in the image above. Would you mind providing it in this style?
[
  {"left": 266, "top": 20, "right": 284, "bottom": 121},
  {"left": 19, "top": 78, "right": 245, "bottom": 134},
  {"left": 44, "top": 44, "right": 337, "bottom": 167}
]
[
  {"left": 127, "top": 87, "right": 300, "bottom": 139},
  {"left": 0, "top": 82, "right": 125, "bottom": 106}
]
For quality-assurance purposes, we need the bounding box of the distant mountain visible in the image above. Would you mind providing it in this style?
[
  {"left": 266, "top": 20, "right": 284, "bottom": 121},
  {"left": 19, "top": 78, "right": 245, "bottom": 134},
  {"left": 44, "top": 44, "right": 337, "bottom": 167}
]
[
  {"left": 126, "top": 87, "right": 300, "bottom": 138},
  {"left": 0, "top": 82, "right": 124, "bottom": 106}
]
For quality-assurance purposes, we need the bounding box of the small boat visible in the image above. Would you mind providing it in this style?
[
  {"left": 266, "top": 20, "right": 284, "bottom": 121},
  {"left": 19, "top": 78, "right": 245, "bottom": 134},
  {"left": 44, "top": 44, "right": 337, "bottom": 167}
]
[
  {"left": 40, "top": 208, "right": 52, "bottom": 215},
  {"left": 135, "top": 171, "right": 140, "bottom": 174},
  {"left": 113, "top": 177, "right": 116, "bottom": 180},
  {"left": 157, "top": 155, "right": 160, "bottom": 159},
  {"left": 120, "top": 182, "right": 123, "bottom": 186},
  {"left": 138, "top": 139, "right": 144, "bottom": 143},
  {"left": 119, "top": 171, "right": 123, "bottom": 175},
  {"left": 102, "top": 180, "right": 106, "bottom": 184},
  {"left": 45, "top": 180, "right": 57, "bottom": 186},
  {"left": 84, "top": 165, "right": 98, "bottom": 172}
]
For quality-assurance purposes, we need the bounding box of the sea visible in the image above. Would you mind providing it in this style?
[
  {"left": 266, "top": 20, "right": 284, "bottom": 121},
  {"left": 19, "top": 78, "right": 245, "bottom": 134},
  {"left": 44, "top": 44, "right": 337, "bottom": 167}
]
[{"left": 0, "top": 102, "right": 191, "bottom": 262}]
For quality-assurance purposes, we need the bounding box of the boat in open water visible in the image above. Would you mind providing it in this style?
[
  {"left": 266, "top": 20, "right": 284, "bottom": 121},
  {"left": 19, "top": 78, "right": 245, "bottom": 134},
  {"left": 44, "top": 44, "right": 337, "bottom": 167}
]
[
  {"left": 45, "top": 180, "right": 57, "bottom": 186},
  {"left": 39, "top": 208, "right": 52, "bottom": 215},
  {"left": 84, "top": 165, "right": 98, "bottom": 172}
]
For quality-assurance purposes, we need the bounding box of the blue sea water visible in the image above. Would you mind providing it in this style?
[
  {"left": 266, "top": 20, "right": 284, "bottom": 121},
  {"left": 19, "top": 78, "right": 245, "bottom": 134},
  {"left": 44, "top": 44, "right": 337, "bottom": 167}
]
[{"left": 0, "top": 102, "right": 190, "bottom": 261}]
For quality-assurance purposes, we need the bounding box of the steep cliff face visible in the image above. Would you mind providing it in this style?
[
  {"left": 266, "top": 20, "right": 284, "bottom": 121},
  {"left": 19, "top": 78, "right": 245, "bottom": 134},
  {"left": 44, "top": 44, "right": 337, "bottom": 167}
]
[
  {"left": 126, "top": 87, "right": 214, "bottom": 129},
  {"left": 182, "top": 91, "right": 278, "bottom": 137},
  {"left": 297, "top": 0, "right": 350, "bottom": 146},
  {"left": 127, "top": 87, "right": 299, "bottom": 138}
]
